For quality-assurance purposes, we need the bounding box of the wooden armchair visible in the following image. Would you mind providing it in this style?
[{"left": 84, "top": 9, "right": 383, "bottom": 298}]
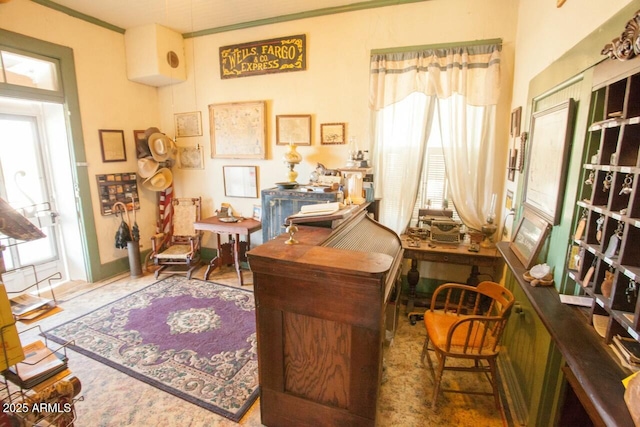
[
  {"left": 420, "top": 281, "right": 515, "bottom": 409},
  {"left": 150, "top": 197, "right": 202, "bottom": 279}
]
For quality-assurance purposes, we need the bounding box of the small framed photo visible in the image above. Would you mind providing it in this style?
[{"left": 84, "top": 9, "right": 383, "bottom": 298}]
[
  {"left": 276, "top": 114, "right": 312, "bottom": 145},
  {"left": 321, "top": 123, "right": 346, "bottom": 144},
  {"left": 174, "top": 111, "right": 203, "bottom": 137},
  {"left": 133, "top": 129, "right": 150, "bottom": 159},
  {"left": 510, "top": 106, "right": 522, "bottom": 137},
  {"left": 99, "top": 129, "right": 126, "bottom": 162},
  {"left": 253, "top": 204, "right": 262, "bottom": 221}
]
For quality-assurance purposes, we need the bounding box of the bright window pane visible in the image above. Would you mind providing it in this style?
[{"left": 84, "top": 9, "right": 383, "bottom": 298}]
[{"left": 1, "top": 51, "right": 59, "bottom": 91}]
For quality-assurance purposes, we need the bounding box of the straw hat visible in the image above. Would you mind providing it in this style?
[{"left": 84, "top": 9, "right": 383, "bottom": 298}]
[
  {"left": 144, "top": 127, "right": 161, "bottom": 139},
  {"left": 137, "top": 158, "right": 160, "bottom": 179},
  {"left": 148, "top": 133, "right": 177, "bottom": 162},
  {"left": 142, "top": 168, "right": 173, "bottom": 191}
]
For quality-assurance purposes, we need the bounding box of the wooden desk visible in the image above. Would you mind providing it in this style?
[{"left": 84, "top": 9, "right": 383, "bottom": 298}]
[
  {"left": 400, "top": 235, "right": 501, "bottom": 313},
  {"left": 193, "top": 216, "right": 262, "bottom": 286}
]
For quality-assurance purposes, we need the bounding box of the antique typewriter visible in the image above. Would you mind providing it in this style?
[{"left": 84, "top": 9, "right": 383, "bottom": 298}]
[{"left": 428, "top": 218, "right": 461, "bottom": 244}]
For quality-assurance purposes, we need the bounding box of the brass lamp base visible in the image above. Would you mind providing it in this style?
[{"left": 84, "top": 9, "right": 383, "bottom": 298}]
[{"left": 480, "top": 223, "right": 497, "bottom": 248}]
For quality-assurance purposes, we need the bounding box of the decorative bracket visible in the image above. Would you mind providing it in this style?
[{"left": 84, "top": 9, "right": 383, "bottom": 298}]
[{"left": 602, "top": 10, "right": 640, "bottom": 61}]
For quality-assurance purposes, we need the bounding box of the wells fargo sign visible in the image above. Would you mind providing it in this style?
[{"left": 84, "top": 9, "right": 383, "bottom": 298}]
[{"left": 219, "top": 34, "right": 306, "bottom": 79}]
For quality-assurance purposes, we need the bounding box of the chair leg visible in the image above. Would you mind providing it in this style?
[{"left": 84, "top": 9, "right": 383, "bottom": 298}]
[
  {"left": 431, "top": 352, "right": 446, "bottom": 408},
  {"left": 155, "top": 265, "right": 167, "bottom": 279},
  {"left": 487, "top": 357, "right": 501, "bottom": 410},
  {"left": 421, "top": 335, "right": 430, "bottom": 364},
  {"left": 423, "top": 340, "right": 436, "bottom": 383}
]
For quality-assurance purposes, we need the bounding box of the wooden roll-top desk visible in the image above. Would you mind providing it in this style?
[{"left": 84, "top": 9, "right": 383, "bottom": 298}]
[{"left": 247, "top": 207, "right": 403, "bottom": 426}]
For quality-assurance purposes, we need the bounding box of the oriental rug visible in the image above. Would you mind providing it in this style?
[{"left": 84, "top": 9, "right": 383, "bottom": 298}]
[{"left": 43, "top": 275, "right": 258, "bottom": 422}]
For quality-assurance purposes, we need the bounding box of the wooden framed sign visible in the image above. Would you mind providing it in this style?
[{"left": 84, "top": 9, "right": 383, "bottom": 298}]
[{"left": 219, "top": 34, "right": 306, "bottom": 79}]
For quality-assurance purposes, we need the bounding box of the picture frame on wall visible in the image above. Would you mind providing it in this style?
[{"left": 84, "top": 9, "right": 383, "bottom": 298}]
[
  {"left": 178, "top": 145, "right": 204, "bottom": 170},
  {"left": 209, "top": 101, "right": 267, "bottom": 159},
  {"left": 321, "top": 123, "right": 346, "bottom": 144},
  {"left": 133, "top": 129, "right": 150, "bottom": 159},
  {"left": 223, "top": 165, "right": 258, "bottom": 198},
  {"left": 510, "top": 107, "right": 522, "bottom": 137},
  {"left": 99, "top": 129, "right": 126, "bottom": 162},
  {"left": 523, "top": 99, "right": 576, "bottom": 225},
  {"left": 174, "top": 111, "right": 203, "bottom": 137},
  {"left": 276, "top": 115, "right": 312, "bottom": 145}
]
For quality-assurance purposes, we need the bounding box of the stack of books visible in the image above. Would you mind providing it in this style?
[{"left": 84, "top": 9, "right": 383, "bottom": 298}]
[
  {"left": 4, "top": 340, "right": 68, "bottom": 389},
  {"left": 611, "top": 335, "right": 640, "bottom": 371}
]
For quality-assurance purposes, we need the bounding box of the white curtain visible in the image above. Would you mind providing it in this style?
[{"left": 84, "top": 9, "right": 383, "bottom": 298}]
[
  {"left": 371, "top": 93, "right": 435, "bottom": 233},
  {"left": 370, "top": 42, "right": 501, "bottom": 233}
]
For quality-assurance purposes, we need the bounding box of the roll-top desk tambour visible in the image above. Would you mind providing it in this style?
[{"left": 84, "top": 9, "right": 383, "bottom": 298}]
[{"left": 247, "top": 210, "right": 403, "bottom": 426}]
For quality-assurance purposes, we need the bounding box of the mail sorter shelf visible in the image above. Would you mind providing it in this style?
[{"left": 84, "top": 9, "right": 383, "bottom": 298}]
[
  {"left": 0, "top": 324, "right": 83, "bottom": 427},
  {"left": 567, "top": 62, "right": 640, "bottom": 353}
]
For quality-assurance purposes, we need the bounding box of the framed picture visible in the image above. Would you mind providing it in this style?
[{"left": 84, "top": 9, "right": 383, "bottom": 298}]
[
  {"left": 523, "top": 99, "right": 576, "bottom": 225},
  {"left": 178, "top": 145, "right": 204, "bottom": 170},
  {"left": 253, "top": 204, "right": 262, "bottom": 221},
  {"left": 223, "top": 165, "right": 258, "bottom": 198},
  {"left": 321, "top": 123, "right": 346, "bottom": 144},
  {"left": 209, "top": 101, "right": 267, "bottom": 159},
  {"left": 509, "top": 209, "right": 552, "bottom": 269},
  {"left": 133, "top": 129, "right": 150, "bottom": 159},
  {"left": 276, "top": 115, "right": 311, "bottom": 145},
  {"left": 99, "top": 129, "right": 126, "bottom": 162},
  {"left": 510, "top": 107, "right": 522, "bottom": 137},
  {"left": 174, "top": 111, "right": 203, "bottom": 137}
]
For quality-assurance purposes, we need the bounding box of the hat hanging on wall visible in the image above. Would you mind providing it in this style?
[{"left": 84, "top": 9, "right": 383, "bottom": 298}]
[
  {"left": 137, "top": 158, "right": 160, "bottom": 178},
  {"left": 148, "top": 132, "right": 177, "bottom": 162},
  {"left": 142, "top": 167, "right": 173, "bottom": 191}
]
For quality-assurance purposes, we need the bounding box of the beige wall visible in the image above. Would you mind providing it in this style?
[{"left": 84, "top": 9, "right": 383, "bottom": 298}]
[
  {"left": 161, "top": 0, "right": 519, "bottom": 251},
  {"left": 1, "top": 0, "right": 635, "bottom": 268}
]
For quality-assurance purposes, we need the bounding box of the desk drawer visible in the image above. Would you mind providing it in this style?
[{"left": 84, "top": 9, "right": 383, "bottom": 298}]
[{"left": 418, "top": 252, "right": 471, "bottom": 265}]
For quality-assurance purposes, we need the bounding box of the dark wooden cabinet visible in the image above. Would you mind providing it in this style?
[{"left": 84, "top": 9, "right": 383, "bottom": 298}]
[
  {"left": 248, "top": 210, "right": 403, "bottom": 426},
  {"left": 260, "top": 188, "right": 343, "bottom": 242},
  {"left": 568, "top": 57, "right": 640, "bottom": 346}
]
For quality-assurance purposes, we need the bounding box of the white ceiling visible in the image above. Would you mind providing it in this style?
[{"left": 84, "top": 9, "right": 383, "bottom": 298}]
[{"left": 42, "top": 0, "right": 384, "bottom": 35}]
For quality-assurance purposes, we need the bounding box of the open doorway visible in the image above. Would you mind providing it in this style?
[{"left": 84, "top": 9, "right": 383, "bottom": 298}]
[{"left": 0, "top": 97, "right": 86, "bottom": 292}]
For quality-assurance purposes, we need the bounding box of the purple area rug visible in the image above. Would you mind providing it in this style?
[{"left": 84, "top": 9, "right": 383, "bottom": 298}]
[{"left": 43, "top": 275, "right": 258, "bottom": 422}]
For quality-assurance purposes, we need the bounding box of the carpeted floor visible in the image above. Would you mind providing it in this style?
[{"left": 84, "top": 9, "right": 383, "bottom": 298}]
[{"left": 14, "top": 265, "right": 509, "bottom": 426}]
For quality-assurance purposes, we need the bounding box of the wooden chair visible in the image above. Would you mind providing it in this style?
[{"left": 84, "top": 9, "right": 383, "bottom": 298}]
[
  {"left": 421, "top": 281, "right": 515, "bottom": 409},
  {"left": 150, "top": 197, "right": 202, "bottom": 279}
]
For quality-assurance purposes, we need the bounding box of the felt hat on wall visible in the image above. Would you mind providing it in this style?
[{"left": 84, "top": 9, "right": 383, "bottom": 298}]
[
  {"left": 142, "top": 168, "right": 173, "bottom": 191},
  {"left": 148, "top": 133, "right": 177, "bottom": 162},
  {"left": 137, "top": 158, "right": 160, "bottom": 179}
]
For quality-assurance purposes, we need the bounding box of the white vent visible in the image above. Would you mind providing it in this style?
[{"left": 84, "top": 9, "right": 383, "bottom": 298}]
[{"left": 124, "top": 24, "right": 186, "bottom": 87}]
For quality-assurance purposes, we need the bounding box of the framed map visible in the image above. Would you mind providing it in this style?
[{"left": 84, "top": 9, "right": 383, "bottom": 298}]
[
  {"left": 276, "top": 114, "right": 311, "bottom": 145},
  {"left": 174, "top": 111, "right": 202, "bottom": 137},
  {"left": 209, "top": 101, "right": 267, "bottom": 159}
]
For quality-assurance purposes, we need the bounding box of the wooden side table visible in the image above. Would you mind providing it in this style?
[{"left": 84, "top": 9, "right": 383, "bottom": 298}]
[{"left": 193, "top": 216, "right": 262, "bottom": 286}]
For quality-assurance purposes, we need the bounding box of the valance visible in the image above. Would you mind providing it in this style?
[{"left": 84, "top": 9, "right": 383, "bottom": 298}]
[{"left": 369, "top": 43, "right": 501, "bottom": 110}]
